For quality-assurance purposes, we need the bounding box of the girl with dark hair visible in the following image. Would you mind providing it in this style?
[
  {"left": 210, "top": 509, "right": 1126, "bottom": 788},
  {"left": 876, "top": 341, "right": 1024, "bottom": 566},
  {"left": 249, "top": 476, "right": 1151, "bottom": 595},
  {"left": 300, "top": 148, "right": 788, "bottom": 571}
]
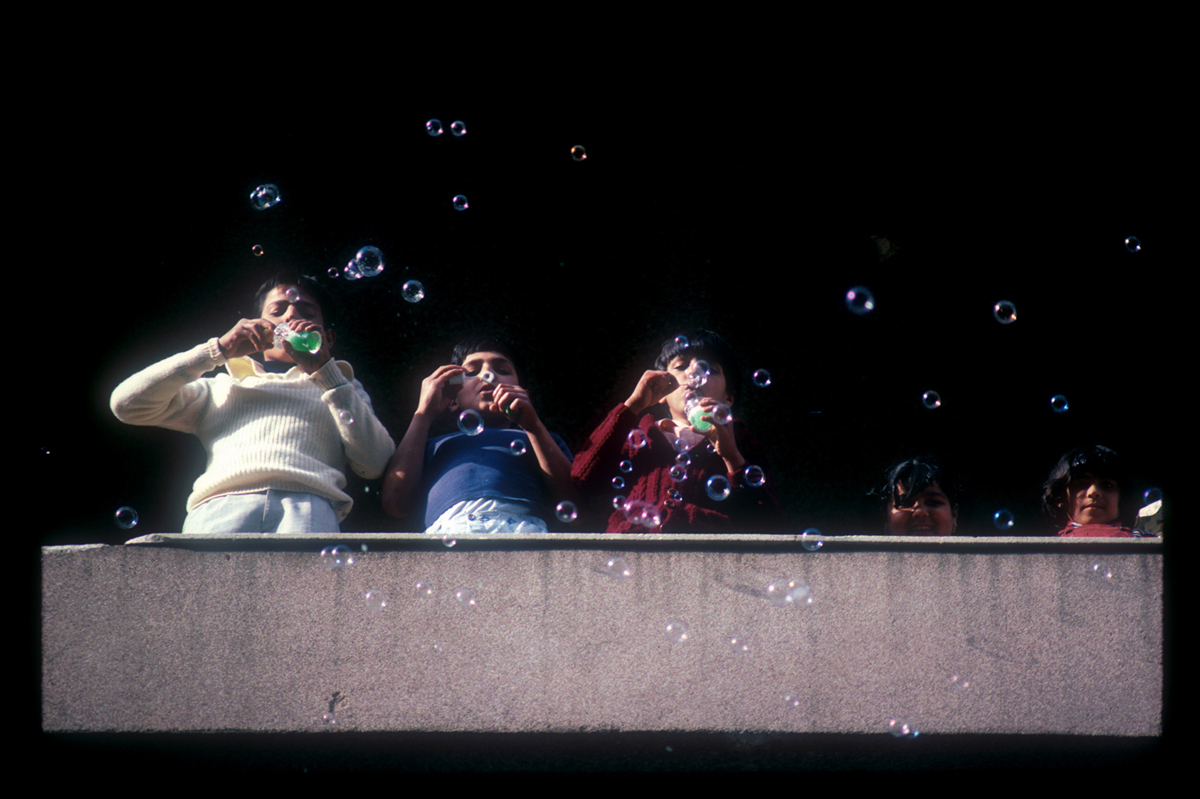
[
  {"left": 879, "top": 456, "right": 961, "bottom": 536},
  {"left": 1041, "top": 445, "right": 1133, "bottom": 537}
]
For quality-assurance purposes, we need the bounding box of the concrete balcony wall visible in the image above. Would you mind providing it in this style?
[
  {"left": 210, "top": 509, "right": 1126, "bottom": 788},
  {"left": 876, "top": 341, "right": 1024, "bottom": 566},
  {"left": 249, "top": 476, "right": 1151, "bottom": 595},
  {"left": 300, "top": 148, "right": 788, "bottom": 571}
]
[{"left": 42, "top": 535, "right": 1161, "bottom": 739}]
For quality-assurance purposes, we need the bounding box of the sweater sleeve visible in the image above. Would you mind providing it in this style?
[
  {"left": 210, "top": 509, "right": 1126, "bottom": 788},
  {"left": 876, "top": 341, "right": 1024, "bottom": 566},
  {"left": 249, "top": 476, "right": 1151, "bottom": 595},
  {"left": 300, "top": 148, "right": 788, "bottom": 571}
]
[
  {"left": 571, "top": 403, "right": 641, "bottom": 491},
  {"left": 309, "top": 358, "right": 396, "bottom": 480},
  {"left": 109, "top": 339, "right": 224, "bottom": 434}
]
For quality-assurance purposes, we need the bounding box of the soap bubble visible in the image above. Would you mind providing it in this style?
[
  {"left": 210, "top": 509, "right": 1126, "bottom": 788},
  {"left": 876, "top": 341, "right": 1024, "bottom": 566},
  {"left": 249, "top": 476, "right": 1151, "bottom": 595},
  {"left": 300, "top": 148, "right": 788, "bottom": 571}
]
[
  {"left": 353, "top": 246, "right": 385, "bottom": 277},
  {"left": 674, "top": 335, "right": 689, "bottom": 349},
  {"left": 364, "top": 590, "right": 388, "bottom": 611},
  {"left": 729, "top": 636, "right": 751, "bottom": 654},
  {"left": 249, "top": 184, "right": 281, "bottom": 210},
  {"left": 921, "top": 390, "right": 942, "bottom": 409},
  {"left": 1124, "top": 235, "right": 1142, "bottom": 253},
  {"left": 455, "top": 588, "right": 477, "bottom": 607},
  {"left": 611, "top": 495, "right": 626, "bottom": 510},
  {"left": 414, "top": 580, "right": 434, "bottom": 598},
  {"left": 666, "top": 489, "right": 683, "bottom": 507},
  {"left": 343, "top": 261, "right": 363, "bottom": 280},
  {"left": 1143, "top": 487, "right": 1163, "bottom": 505},
  {"left": 425, "top": 118, "right": 444, "bottom": 136},
  {"left": 556, "top": 501, "right": 579, "bottom": 523},
  {"left": 114, "top": 506, "right": 139, "bottom": 529},
  {"left": 672, "top": 437, "right": 691, "bottom": 454},
  {"left": 993, "top": 300, "right": 1018, "bottom": 324},
  {"left": 706, "top": 475, "right": 731, "bottom": 501},
  {"left": 800, "top": 529, "right": 823, "bottom": 551},
  {"left": 1088, "top": 561, "right": 1113, "bottom": 581},
  {"left": 320, "top": 545, "right": 354, "bottom": 569},
  {"left": 669, "top": 464, "right": 687, "bottom": 482},
  {"left": 686, "top": 360, "right": 710, "bottom": 388},
  {"left": 665, "top": 621, "right": 689, "bottom": 643},
  {"left": 846, "top": 285, "right": 876, "bottom": 315},
  {"left": 252, "top": 244, "right": 264, "bottom": 257},
  {"left": 675, "top": 453, "right": 691, "bottom": 468},
  {"left": 452, "top": 194, "right": 469, "bottom": 211},
  {"left": 887, "top": 718, "right": 919, "bottom": 738},
  {"left": 604, "top": 557, "right": 631, "bottom": 579},
  {"left": 322, "top": 711, "right": 337, "bottom": 725},
  {"left": 1050, "top": 394, "right": 1069, "bottom": 413},
  {"left": 743, "top": 465, "right": 766, "bottom": 487},
  {"left": 401, "top": 280, "right": 425, "bottom": 303},
  {"left": 627, "top": 429, "right": 648, "bottom": 450},
  {"left": 993, "top": 509, "right": 1015, "bottom": 530},
  {"left": 338, "top": 410, "right": 354, "bottom": 424},
  {"left": 711, "top": 403, "right": 733, "bottom": 425},
  {"left": 766, "top": 577, "right": 814, "bottom": 608},
  {"left": 611, "top": 477, "right": 625, "bottom": 490},
  {"left": 450, "top": 120, "right": 467, "bottom": 136},
  {"left": 458, "top": 409, "right": 484, "bottom": 435},
  {"left": 752, "top": 369, "right": 772, "bottom": 388},
  {"left": 949, "top": 673, "right": 971, "bottom": 692},
  {"left": 509, "top": 439, "right": 527, "bottom": 457},
  {"left": 284, "top": 287, "right": 300, "bottom": 303},
  {"left": 570, "top": 144, "right": 587, "bottom": 161},
  {"left": 619, "top": 459, "right": 633, "bottom": 473},
  {"left": 783, "top": 694, "right": 803, "bottom": 709},
  {"left": 327, "top": 267, "right": 339, "bottom": 279},
  {"left": 441, "top": 534, "right": 456, "bottom": 548}
]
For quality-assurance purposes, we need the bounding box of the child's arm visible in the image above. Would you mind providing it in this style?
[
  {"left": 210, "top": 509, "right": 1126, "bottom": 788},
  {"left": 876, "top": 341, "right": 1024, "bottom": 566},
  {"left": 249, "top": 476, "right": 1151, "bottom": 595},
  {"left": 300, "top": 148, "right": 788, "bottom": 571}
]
[
  {"left": 380, "top": 365, "right": 465, "bottom": 520},
  {"left": 110, "top": 339, "right": 225, "bottom": 432},
  {"left": 571, "top": 371, "right": 675, "bottom": 490},
  {"left": 492, "top": 383, "right": 578, "bottom": 506},
  {"left": 306, "top": 359, "right": 396, "bottom": 480}
]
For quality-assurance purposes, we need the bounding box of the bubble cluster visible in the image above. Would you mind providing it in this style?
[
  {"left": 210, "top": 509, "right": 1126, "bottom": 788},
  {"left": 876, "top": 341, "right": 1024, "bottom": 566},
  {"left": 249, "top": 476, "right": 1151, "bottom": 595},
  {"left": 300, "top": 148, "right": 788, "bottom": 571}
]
[
  {"left": 570, "top": 144, "right": 587, "bottom": 161},
  {"left": 114, "top": 506, "right": 139, "bottom": 529},
  {"left": 425, "top": 118, "right": 444, "bottom": 136},
  {"left": 627, "top": 429, "right": 648, "bottom": 450},
  {"left": 921, "top": 390, "right": 942, "bottom": 409},
  {"left": 364, "top": 590, "right": 388, "bottom": 611},
  {"left": 665, "top": 621, "right": 690, "bottom": 643},
  {"left": 509, "top": 439, "right": 527, "bottom": 457},
  {"left": 452, "top": 194, "right": 469, "bottom": 211},
  {"left": 846, "top": 285, "right": 876, "bottom": 315},
  {"left": 454, "top": 588, "right": 478, "bottom": 607},
  {"left": 1050, "top": 394, "right": 1069, "bottom": 413},
  {"left": 604, "top": 557, "right": 632, "bottom": 579},
  {"left": 458, "top": 409, "right": 484, "bottom": 435},
  {"left": 800, "top": 528, "right": 823, "bottom": 551},
  {"left": 556, "top": 501, "right": 579, "bottom": 523},
  {"left": 1124, "top": 235, "right": 1142, "bottom": 253},
  {"left": 765, "top": 577, "right": 814, "bottom": 608},
  {"left": 401, "top": 280, "right": 425, "bottom": 303},
  {"left": 320, "top": 545, "right": 355, "bottom": 569},
  {"left": 343, "top": 260, "right": 363, "bottom": 280},
  {"left": 752, "top": 369, "right": 771, "bottom": 388},
  {"left": 887, "top": 718, "right": 919, "bottom": 738},
  {"left": 686, "top": 360, "right": 711, "bottom": 389},
  {"left": 249, "top": 184, "right": 281, "bottom": 210},
  {"left": 743, "top": 465, "right": 766, "bottom": 487},
  {"left": 993, "top": 509, "right": 1015, "bottom": 530},
  {"left": 450, "top": 120, "right": 467, "bottom": 137},
  {"left": 353, "top": 246, "right": 385, "bottom": 278},
  {"left": 706, "top": 475, "right": 731, "bottom": 501},
  {"left": 622, "top": 499, "right": 662, "bottom": 528},
  {"left": 993, "top": 300, "right": 1018, "bottom": 324},
  {"left": 252, "top": 244, "right": 264, "bottom": 257}
]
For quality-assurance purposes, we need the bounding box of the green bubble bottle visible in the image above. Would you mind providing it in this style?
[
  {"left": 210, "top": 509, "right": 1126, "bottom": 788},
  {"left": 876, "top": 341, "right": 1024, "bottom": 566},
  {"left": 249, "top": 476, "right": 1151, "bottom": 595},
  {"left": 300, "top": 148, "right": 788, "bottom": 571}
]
[{"left": 274, "top": 324, "right": 322, "bottom": 353}]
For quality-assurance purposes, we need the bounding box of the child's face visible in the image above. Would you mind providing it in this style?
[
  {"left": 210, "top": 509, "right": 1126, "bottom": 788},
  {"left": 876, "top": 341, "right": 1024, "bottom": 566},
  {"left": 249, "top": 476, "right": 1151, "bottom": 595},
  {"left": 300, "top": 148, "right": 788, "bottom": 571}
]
[
  {"left": 259, "top": 284, "right": 328, "bottom": 362},
  {"left": 455, "top": 351, "right": 520, "bottom": 413},
  {"left": 1065, "top": 472, "right": 1121, "bottom": 526},
  {"left": 888, "top": 482, "right": 958, "bottom": 536},
  {"left": 661, "top": 353, "right": 732, "bottom": 422}
]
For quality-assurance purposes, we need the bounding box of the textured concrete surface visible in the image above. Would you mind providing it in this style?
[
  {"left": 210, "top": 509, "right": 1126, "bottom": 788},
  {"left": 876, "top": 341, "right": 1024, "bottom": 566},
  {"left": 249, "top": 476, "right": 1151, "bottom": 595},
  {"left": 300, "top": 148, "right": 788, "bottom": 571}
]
[{"left": 42, "top": 534, "right": 1161, "bottom": 737}]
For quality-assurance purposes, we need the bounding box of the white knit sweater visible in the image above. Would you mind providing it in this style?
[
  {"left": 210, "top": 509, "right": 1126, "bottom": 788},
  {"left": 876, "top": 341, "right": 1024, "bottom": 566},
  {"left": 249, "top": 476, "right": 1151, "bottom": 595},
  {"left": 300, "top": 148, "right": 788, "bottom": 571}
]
[{"left": 110, "top": 338, "right": 396, "bottom": 522}]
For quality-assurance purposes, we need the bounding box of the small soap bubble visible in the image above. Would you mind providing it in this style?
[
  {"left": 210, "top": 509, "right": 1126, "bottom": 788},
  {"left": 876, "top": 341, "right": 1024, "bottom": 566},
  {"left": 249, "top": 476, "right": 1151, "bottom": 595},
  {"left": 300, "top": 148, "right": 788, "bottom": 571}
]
[
  {"left": 665, "top": 621, "right": 689, "bottom": 643},
  {"left": 993, "top": 300, "right": 1018, "bottom": 324},
  {"left": 570, "top": 144, "right": 588, "bottom": 161},
  {"left": 327, "top": 267, "right": 339, "bottom": 279},
  {"left": 251, "top": 244, "right": 264, "bottom": 256},
  {"left": 766, "top": 578, "right": 814, "bottom": 607},
  {"left": 353, "top": 246, "right": 385, "bottom": 278},
  {"left": 249, "top": 183, "right": 281, "bottom": 210},
  {"left": 452, "top": 194, "right": 469, "bottom": 211},
  {"left": 949, "top": 673, "right": 971, "bottom": 692},
  {"left": 319, "top": 545, "right": 354, "bottom": 569},
  {"left": 414, "top": 580, "right": 435, "bottom": 598},
  {"left": 338, "top": 410, "right": 354, "bottom": 424},
  {"left": 364, "top": 590, "right": 388, "bottom": 611},
  {"left": 284, "top": 287, "right": 300, "bottom": 303},
  {"left": 604, "top": 557, "right": 632, "bottom": 579},
  {"left": 669, "top": 464, "right": 687, "bottom": 482},
  {"left": 441, "top": 534, "right": 457, "bottom": 548},
  {"left": 744, "top": 465, "right": 766, "bottom": 487},
  {"left": 509, "top": 439, "right": 527, "bottom": 457},
  {"left": 1124, "top": 235, "right": 1142, "bottom": 253},
  {"left": 114, "top": 506, "right": 139, "bottom": 529},
  {"left": 454, "top": 588, "right": 477, "bottom": 607},
  {"left": 450, "top": 120, "right": 467, "bottom": 137},
  {"left": 752, "top": 369, "right": 772, "bottom": 388},
  {"left": 686, "top": 360, "right": 711, "bottom": 389},
  {"left": 619, "top": 459, "right": 633, "bottom": 474},
  {"left": 993, "top": 509, "right": 1015, "bottom": 530},
  {"left": 556, "top": 501, "right": 579, "bottom": 523},
  {"left": 706, "top": 475, "right": 731, "bottom": 501},
  {"left": 887, "top": 718, "right": 919, "bottom": 738},
  {"left": 458, "top": 409, "right": 484, "bottom": 436},
  {"left": 322, "top": 711, "right": 337, "bottom": 726},
  {"left": 921, "top": 390, "right": 942, "bottom": 409},
  {"left": 783, "top": 694, "right": 803, "bottom": 709},
  {"left": 666, "top": 489, "right": 683, "bottom": 507},
  {"left": 672, "top": 437, "right": 691, "bottom": 454},
  {"left": 800, "top": 528, "right": 824, "bottom": 551},
  {"left": 640, "top": 504, "right": 663, "bottom": 528},
  {"left": 343, "top": 260, "right": 363, "bottom": 280},
  {"left": 1050, "top": 394, "right": 1069, "bottom": 413},
  {"left": 611, "top": 494, "right": 626, "bottom": 510},
  {"left": 1088, "top": 561, "right": 1114, "bottom": 581},
  {"left": 1143, "top": 487, "right": 1163, "bottom": 505},
  {"left": 675, "top": 453, "right": 691, "bottom": 467},
  {"left": 712, "top": 403, "right": 733, "bottom": 425},
  {"left": 846, "top": 285, "right": 876, "bottom": 315},
  {"left": 674, "top": 335, "right": 689, "bottom": 349},
  {"left": 401, "top": 280, "right": 425, "bottom": 303},
  {"left": 611, "top": 476, "right": 625, "bottom": 490},
  {"left": 40, "top": 446, "right": 51, "bottom": 455},
  {"left": 729, "top": 636, "right": 751, "bottom": 654},
  {"left": 627, "top": 429, "right": 648, "bottom": 450},
  {"left": 425, "top": 118, "right": 444, "bottom": 136}
]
